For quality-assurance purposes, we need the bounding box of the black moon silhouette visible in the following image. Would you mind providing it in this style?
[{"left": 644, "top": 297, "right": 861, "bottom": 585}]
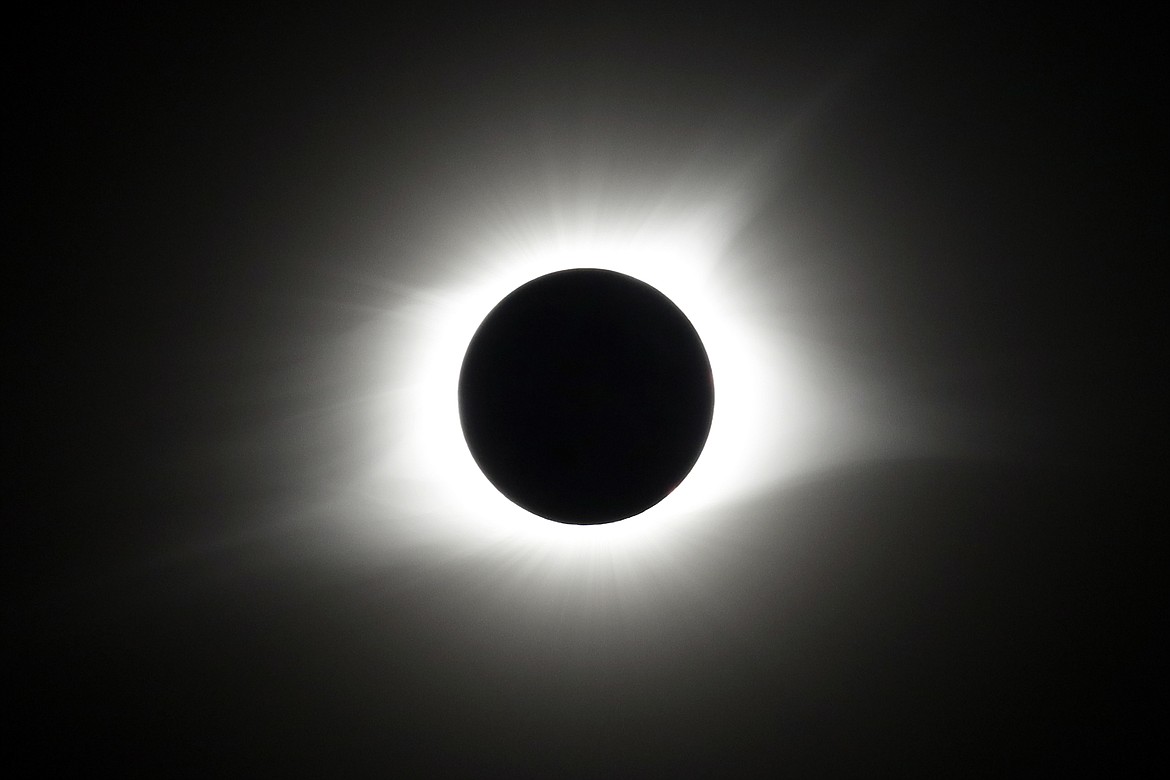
[{"left": 458, "top": 268, "right": 715, "bottom": 524}]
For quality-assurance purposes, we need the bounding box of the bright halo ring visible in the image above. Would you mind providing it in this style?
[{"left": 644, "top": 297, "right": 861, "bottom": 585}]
[{"left": 354, "top": 218, "right": 828, "bottom": 562}]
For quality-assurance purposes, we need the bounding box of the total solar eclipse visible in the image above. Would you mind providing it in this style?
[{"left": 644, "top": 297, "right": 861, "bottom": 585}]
[{"left": 458, "top": 268, "right": 715, "bottom": 524}]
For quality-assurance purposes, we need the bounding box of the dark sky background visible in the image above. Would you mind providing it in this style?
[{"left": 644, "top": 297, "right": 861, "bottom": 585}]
[{"left": 11, "top": 4, "right": 1159, "bottom": 774}]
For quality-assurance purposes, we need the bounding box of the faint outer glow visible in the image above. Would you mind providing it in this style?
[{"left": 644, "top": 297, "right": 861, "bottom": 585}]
[{"left": 342, "top": 208, "right": 844, "bottom": 569}]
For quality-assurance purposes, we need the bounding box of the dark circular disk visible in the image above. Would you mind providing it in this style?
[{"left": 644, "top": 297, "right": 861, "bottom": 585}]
[{"left": 458, "top": 268, "right": 714, "bottom": 525}]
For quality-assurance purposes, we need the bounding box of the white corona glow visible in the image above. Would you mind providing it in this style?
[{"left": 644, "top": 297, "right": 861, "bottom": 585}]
[{"left": 342, "top": 204, "right": 845, "bottom": 570}]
